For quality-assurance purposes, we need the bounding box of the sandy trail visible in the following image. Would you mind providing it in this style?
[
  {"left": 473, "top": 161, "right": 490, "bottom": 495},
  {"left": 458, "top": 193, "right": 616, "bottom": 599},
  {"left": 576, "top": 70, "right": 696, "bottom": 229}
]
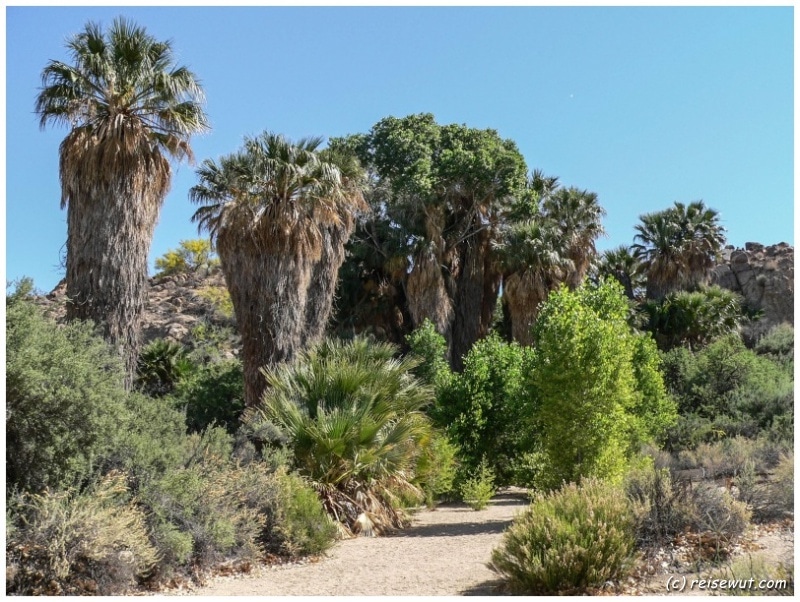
[{"left": 181, "top": 490, "right": 529, "bottom": 596}]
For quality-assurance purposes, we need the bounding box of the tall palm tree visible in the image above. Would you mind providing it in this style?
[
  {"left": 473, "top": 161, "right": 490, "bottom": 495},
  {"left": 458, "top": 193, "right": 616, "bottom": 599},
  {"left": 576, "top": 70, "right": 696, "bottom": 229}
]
[
  {"left": 495, "top": 217, "right": 573, "bottom": 345},
  {"left": 35, "top": 18, "right": 208, "bottom": 386},
  {"left": 190, "top": 132, "right": 366, "bottom": 406},
  {"left": 542, "top": 186, "right": 606, "bottom": 288},
  {"left": 632, "top": 200, "right": 725, "bottom": 300}
]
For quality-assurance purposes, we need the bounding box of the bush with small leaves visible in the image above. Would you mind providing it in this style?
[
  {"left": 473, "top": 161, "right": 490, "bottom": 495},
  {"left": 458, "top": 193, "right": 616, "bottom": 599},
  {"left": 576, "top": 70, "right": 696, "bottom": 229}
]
[
  {"left": 154, "top": 238, "right": 218, "bottom": 277},
  {"left": 491, "top": 478, "right": 636, "bottom": 594},
  {"left": 705, "top": 555, "right": 794, "bottom": 596},
  {"left": 6, "top": 472, "right": 158, "bottom": 595},
  {"left": 172, "top": 358, "right": 245, "bottom": 434},
  {"left": 414, "top": 431, "right": 459, "bottom": 507},
  {"left": 459, "top": 460, "right": 496, "bottom": 511}
]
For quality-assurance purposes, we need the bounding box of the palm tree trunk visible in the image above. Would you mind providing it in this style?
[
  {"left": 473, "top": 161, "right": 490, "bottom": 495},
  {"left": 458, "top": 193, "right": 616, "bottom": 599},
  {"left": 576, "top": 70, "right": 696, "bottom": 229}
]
[
  {"left": 450, "top": 231, "right": 501, "bottom": 371},
  {"left": 218, "top": 230, "right": 312, "bottom": 407},
  {"left": 302, "top": 217, "right": 356, "bottom": 346},
  {"left": 504, "top": 270, "right": 548, "bottom": 346},
  {"left": 406, "top": 249, "right": 454, "bottom": 359},
  {"left": 63, "top": 152, "right": 167, "bottom": 389}
]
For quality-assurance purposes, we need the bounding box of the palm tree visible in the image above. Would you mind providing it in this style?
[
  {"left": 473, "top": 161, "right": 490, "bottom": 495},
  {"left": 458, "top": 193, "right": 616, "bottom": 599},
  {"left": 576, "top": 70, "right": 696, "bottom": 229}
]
[
  {"left": 632, "top": 200, "right": 725, "bottom": 300},
  {"left": 242, "top": 337, "right": 434, "bottom": 535},
  {"left": 190, "top": 132, "right": 366, "bottom": 406},
  {"left": 35, "top": 18, "right": 208, "bottom": 386},
  {"left": 496, "top": 217, "right": 573, "bottom": 345},
  {"left": 542, "top": 186, "right": 607, "bottom": 288},
  {"left": 598, "top": 245, "right": 644, "bottom": 299}
]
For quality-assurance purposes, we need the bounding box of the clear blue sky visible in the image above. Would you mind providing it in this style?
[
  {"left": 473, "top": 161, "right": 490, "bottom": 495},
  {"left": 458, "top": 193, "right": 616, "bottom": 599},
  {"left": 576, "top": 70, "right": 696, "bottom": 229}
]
[{"left": 5, "top": 6, "right": 794, "bottom": 293}]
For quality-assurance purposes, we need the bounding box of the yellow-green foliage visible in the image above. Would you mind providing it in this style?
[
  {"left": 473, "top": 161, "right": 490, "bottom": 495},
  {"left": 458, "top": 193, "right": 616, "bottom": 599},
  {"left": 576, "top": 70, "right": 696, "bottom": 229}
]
[
  {"left": 155, "top": 238, "right": 218, "bottom": 277},
  {"left": 705, "top": 554, "right": 793, "bottom": 596},
  {"left": 490, "top": 478, "right": 636, "bottom": 594},
  {"left": 197, "top": 285, "right": 234, "bottom": 319},
  {"left": 531, "top": 282, "right": 675, "bottom": 490},
  {"left": 6, "top": 472, "right": 158, "bottom": 595},
  {"left": 460, "top": 459, "right": 495, "bottom": 510}
]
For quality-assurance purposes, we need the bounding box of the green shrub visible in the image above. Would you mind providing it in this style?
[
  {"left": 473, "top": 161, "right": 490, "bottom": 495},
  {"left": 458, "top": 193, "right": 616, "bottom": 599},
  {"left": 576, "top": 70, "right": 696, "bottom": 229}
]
[
  {"left": 266, "top": 471, "right": 338, "bottom": 556},
  {"left": 687, "top": 483, "right": 751, "bottom": 547},
  {"left": 754, "top": 323, "right": 794, "bottom": 364},
  {"left": 414, "top": 431, "right": 459, "bottom": 507},
  {"left": 6, "top": 472, "right": 158, "bottom": 595},
  {"left": 172, "top": 358, "right": 245, "bottom": 434},
  {"left": 6, "top": 283, "right": 130, "bottom": 492},
  {"left": 405, "top": 318, "right": 451, "bottom": 387},
  {"left": 135, "top": 338, "right": 195, "bottom": 397},
  {"left": 435, "top": 333, "right": 533, "bottom": 484},
  {"left": 154, "top": 238, "right": 218, "bottom": 277},
  {"left": 490, "top": 478, "right": 636, "bottom": 594},
  {"left": 459, "top": 459, "right": 496, "bottom": 511},
  {"left": 197, "top": 285, "right": 235, "bottom": 319}
]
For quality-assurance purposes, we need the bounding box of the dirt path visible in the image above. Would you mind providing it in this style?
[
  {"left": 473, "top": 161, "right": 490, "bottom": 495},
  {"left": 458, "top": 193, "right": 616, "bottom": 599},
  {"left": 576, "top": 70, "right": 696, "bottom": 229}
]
[{"left": 180, "top": 489, "right": 529, "bottom": 596}]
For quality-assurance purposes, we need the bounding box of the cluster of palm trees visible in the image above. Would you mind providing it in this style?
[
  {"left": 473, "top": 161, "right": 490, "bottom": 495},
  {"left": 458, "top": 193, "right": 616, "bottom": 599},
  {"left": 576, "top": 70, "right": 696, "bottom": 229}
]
[{"left": 37, "top": 18, "right": 729, "bottom": 408}]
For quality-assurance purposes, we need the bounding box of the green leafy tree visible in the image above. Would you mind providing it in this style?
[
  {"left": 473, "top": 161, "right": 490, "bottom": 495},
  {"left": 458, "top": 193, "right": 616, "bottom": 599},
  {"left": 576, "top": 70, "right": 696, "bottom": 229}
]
[
  {"left": 436, "top": 334, "right": 534, "bottom": 484},
  {"left": 35, "top": 19, "right": 209, "bottom": 387},
  {"left": 331, "top": 113, "right": 529, "bottom": 368},
  {"left": 530, "top": 281, "right": 675, "bottom": 489}
]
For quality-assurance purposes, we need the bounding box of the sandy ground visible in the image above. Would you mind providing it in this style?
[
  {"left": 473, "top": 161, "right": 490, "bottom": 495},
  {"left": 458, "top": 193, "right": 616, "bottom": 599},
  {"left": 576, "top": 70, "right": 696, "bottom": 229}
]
[
  {"left": 178, "top": 489, "right": 529, "bottom": 596},
  {"left": 171, "top": 489, "right": 793, "bottom": 597}
]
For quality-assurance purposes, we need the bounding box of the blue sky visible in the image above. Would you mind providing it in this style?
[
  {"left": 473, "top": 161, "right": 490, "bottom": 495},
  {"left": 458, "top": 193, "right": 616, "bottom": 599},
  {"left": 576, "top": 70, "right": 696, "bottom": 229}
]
[{"left": 5, "top": 5, "right": 794, "bottom": 293}]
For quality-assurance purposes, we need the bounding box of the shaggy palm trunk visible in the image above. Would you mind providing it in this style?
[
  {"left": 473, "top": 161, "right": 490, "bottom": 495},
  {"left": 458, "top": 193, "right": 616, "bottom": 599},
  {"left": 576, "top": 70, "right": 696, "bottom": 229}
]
[
  {"left": 450, "top": 230, "right": 501, "bottom": 371},
  {"left": 406, "top": 249, "right": 454, "bottom": 360},
  {"left": 303, "top": 217, "right": 356, "bottom": 346},
  {"left": 504, "top": 270, "right": 549, "bottom": 346},
  {"left": 62, "top": 133, "right": 169, "bottom": 389},
  {"left": 218, "top": 229, "right": 313, "bottom": 407}
]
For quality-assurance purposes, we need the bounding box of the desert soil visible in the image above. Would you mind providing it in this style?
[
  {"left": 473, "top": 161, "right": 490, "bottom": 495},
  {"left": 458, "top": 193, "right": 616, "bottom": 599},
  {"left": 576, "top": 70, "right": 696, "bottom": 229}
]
[
  {"left": 173, "top": 489, "right": 793, "bottom": 597},
  {"left": 177, "top": 489, "right": 528, "bottom": 596}
]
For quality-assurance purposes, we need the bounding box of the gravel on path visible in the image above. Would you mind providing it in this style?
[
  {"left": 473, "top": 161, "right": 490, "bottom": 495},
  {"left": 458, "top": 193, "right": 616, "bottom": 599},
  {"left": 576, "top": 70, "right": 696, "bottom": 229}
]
[{"left": 180, "top": 489, "right": 529, "bottom": 596}]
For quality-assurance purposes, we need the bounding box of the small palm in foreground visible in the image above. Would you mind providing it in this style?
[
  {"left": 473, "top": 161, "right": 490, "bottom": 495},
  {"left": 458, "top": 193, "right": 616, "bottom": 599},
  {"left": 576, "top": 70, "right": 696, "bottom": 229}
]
[{"left": 243, "top": 338, "right": 435, "bottom": 535}]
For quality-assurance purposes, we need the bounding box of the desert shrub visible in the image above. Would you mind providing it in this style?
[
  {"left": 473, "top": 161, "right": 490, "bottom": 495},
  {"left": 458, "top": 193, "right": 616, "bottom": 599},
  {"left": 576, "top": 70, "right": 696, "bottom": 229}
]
[
  {"left": 435, "top": 333, "right": 533, "bottom": 483},
  {"left": 625, "top": 462, "right": 692, "bottom": 545},
  {"left": 154, "top": 238, "right": 218, "bottom": 277},
  {"left": 459, "top": 459, "right": 496, "bottom": 511},
  {"left": 264, "top": 470, "right": 338, "bottom": 557},
  {"left": 414, "top": 431, "right": 459, "bottom": 507},
  {"left": 754, "top": 323, "right": 794, "bottom": 365},
  {"left": 172, "top": 358, "right": 245, "bottom": 434},
  {"left": 243, "top": 337, "right": 435, "bottom": 535},
  {"left": 6, "top": 283, "right": 130, "bottom": 493},
  {"left": 197, "top": 285, "right": 235, "bottom": 319},
  {"left": 740, "top": 452, "right": 794, "bottom": 522},
  {"left": 662, "top": 334, "right": 793, "bottom": 450},
  {"left": 139, "top": 460, "right": 261, "bottom": 573},
  {"left": 490, "top": 478, "right": 636, "bottom": 594},
  {"left": 6, "top": 472, "right": 158, "bottom": 595},
  {"left": 687, "top": 483, "right": 751, "bottom": 548},
  {"left": 706, "top": 554, "right": 793, "bottom": 596}
]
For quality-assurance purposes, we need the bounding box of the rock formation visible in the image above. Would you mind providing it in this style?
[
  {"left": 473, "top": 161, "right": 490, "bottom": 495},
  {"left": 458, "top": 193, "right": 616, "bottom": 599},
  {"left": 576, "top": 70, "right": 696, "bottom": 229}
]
[{"left": 712, "top": 242, "right": 794, "bottom": 342}]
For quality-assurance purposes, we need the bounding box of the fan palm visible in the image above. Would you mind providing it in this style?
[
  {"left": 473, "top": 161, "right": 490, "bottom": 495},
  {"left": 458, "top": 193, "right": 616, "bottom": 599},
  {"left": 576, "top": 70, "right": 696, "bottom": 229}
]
[
  {"left": 598, "top": 245, "right": 644, "bottom": 300},
  {"left": 243, "top": 338, "right": 434, "bottom": 534},
  {"left": 495, "top": 217, "right": 573, "bottom": 345},
  {"left": 542, "top": 186, "right": 607, "bottom": 288},
  {"left": 35, "top": 18, "right": 208, "bottom": 386},
  {"left": 632, "top": 201, "right": 725, "bottom": 300},
  {"left": 190, "top": 132, "right": 366, "bottom": 406}
]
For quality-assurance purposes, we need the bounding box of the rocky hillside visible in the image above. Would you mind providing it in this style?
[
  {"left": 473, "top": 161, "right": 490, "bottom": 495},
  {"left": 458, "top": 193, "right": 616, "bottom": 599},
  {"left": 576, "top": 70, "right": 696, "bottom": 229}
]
[
  {"left": 37, "top": 267, "right": 240, "bottom": 354},
  {"left": 712, "top": 242, "right": 794, "bottom": 341},
  {"left": 34, "top": 241, "right": 794, "bottom": 350}
]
